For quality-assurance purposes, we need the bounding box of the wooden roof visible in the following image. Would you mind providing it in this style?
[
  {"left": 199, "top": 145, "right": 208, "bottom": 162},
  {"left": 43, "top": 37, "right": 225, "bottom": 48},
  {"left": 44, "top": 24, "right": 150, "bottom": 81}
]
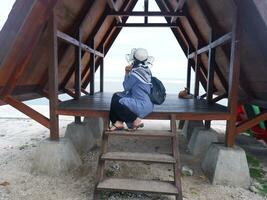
[{"left": 0, "top": 0, "right": 266, "bottom": 107}]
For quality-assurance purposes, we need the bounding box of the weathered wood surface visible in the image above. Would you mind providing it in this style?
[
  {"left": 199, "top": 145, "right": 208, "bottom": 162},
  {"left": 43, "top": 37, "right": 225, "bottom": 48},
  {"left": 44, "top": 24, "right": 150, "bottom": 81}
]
[
  {"left": 97, "top": 178, "right": 179, "bottom": 195},
  {"left": 57, "top": 93, "right": 229, "bottom": 120}
]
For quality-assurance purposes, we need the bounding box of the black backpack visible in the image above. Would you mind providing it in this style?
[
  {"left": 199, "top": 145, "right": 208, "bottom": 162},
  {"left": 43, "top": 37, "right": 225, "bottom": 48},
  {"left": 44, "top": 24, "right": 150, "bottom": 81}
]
[{"left": 149, "top": 76, "right": 166, "bottom": 105}]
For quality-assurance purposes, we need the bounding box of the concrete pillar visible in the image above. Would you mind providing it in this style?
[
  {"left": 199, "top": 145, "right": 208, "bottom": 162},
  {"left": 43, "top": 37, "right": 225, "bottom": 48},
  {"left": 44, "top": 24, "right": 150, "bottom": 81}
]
[
  {"left": 181, "top": 120, "right": 204, "bottom": 141},
  {"left": 65, "top": 122, "right": 96, "bottom": 153},
  {"left": 201, "top": 143, "right": 250, "bottom": 188},
  {"left": 83, "top": 117, "right": 104, "bottom": 139},
  {"left": 32, "top": 138, "right": 82, "bottom": 176},
  {"left": 188, "top": 127, "right": 218, "bottom": 159}
]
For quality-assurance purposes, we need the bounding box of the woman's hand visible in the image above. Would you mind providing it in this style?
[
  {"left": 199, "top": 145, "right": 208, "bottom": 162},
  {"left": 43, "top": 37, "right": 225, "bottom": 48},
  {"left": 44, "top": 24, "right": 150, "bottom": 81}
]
[{"left": 125, "top": 64, "right": 132, "bottom": 74}]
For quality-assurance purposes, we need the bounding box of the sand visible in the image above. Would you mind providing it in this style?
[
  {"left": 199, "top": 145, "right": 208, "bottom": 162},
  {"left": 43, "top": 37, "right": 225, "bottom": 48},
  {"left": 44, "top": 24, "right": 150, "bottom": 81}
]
[{"left": 0, "top": 118, "right": 266, "bottom": 200}]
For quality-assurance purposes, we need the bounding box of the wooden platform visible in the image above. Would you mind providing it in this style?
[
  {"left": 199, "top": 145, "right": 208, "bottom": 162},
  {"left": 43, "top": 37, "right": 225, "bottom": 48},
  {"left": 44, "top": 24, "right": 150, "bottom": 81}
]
[{"left": 57, "top": 92, "right": 229, "bottom": 120}]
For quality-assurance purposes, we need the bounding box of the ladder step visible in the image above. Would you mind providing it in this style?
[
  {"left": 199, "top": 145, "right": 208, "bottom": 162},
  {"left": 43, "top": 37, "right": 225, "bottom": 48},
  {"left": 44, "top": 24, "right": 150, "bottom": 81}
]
[
  {"left": 105, "top": 130, "right": 174, "bottom": 138},
  {"left": 97, "top": 178, "right": 179, "bottom": 195},
  {"left": 101, "top": 152, "right": 175, "bottom": 164}
]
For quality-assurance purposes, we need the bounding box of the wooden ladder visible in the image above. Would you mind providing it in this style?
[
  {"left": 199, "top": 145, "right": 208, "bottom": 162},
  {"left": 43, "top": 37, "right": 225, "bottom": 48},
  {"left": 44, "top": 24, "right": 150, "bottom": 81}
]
[{"left": 94, "top": 115, "right": 183, "bottom": 200}]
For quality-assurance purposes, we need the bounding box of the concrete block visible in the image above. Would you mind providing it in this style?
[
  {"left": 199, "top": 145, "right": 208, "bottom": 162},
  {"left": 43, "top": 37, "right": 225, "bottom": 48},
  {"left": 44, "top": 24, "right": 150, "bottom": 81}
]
[
  {"left": 65, "top": 122, "right": 96, "bottom": 153},
  {"left": 188, "top": 127, "right": 218, "bottom": 158},
  {"left": 202, "top": 143, "right": 250, "bottom": 188},
  {"left": 181, "top": 120, "right": 204, "bottom": 140},
  {"left": 32, "top": 138, "right": 82, "bottom": 176},
  {"left": 84, "top": 117, "right": 104, "bottom": 139}
]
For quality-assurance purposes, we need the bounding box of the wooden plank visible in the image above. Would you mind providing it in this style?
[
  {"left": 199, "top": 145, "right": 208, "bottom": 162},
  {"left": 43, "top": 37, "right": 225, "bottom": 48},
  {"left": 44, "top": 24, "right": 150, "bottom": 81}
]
[
  {"left": 48, "top": 13, "right": 59, "bottom": 141},
  {"left": 101, "top": 152, "right": 175, "bottom": 163},
  {"left": 57, "top": 109, "right": 230, "bottom": 120},
  {"left": 57, "top": 31, "right": 104, "bottom": 58},
  {"left": 171, "top": 115, "right": 183, "bottom": 200},
  {"left": 186, "top": 57, "right": 191, "bottom": 93},
  {"left": 107, "top": 0, "right": 122, "bottom": 23},
  {"left": 4, "top": 96, "right": 50, "bottom": 128},
  {"left": 236, "top": 112, "right": 267, "bottom": 134},
  {"left": 97, "top": 178, "right": 179, "bottom": 195},
  {"left": 226, "top": 2, "right": 242, "bottom": 147},
  {"left": 0, "top": 0, "right": 58, "bottom": 98},
  {"left": 188, "top": 32, "right": 232, "bottom": 59},
  {"left": 106, "top": 130, "right": 174, "bottom": 138}
]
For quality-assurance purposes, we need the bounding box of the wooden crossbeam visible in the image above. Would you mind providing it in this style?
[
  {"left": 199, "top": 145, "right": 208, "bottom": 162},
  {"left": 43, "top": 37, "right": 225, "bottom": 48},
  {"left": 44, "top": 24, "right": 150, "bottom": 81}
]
[
  {"left": 57, "top": 31, "right": 104, "bottom": 57},
  {"left": 236, "top": 112, "right": 267, "bottom": 134},
  {"left": 107, "top": 0, "right": 122, "bottom": 23},
  {"left": 0, "top": 0, "right": 58, "bottom": 99},
  {"left": 211, "top": 93, "right": 227, "bottom": 103},
  {"left": 171, "top": 0, "right": 186, "bottom": 23},
  {"left": 108, "top": 11, "right": 183, "bottom": 17},
  {"left": 4, "top": 96, "right": 50, "bottom": 128},
  {"left": 116, "top": 23, "right": 179, "bottom": 27},
  {"left": 188, "top": 32, "right": 232, "bottom": 59}
]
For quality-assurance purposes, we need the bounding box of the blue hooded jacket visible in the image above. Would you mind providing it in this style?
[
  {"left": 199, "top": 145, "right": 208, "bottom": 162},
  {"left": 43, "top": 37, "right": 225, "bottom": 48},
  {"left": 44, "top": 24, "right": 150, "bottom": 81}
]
[{"left": 118, "top": 65, "right": 154, "bottom": 118}]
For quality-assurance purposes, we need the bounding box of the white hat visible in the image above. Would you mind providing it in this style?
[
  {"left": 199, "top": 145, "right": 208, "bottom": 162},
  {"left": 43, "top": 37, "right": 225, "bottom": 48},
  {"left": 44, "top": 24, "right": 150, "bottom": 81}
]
[
  {"left": 134, "top": 48, "right": 148, "bottom": 61},
  {"left": 126, "top": 48, "right": 154, "bottom": 66}
]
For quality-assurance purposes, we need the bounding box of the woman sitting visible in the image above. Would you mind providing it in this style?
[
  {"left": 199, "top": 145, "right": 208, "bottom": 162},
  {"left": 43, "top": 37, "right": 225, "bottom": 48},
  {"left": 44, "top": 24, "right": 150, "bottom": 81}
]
[{"left": 109, "top": 48, "right": 154, "bottom": 131}]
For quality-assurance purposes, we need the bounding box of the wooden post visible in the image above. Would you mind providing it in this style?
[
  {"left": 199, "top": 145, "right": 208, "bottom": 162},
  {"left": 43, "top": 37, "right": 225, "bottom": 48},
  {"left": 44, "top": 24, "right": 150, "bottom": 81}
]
[
  {"left": 48, "top": 12, "right": 59, "bottom": 141},
  {"left": 100, "top": 47, "right": 104, "bottom": 92},
  {"left": 186, "top": 48, "right": 191, "bottom": 93},
  {"left": 205, "top": 30, "right": 216, "bottom": 128},
  {"left": 226, "top": 2, "right": 242, "bottom": 147},
  {"left": 144, "top": 0, "right": 148, "bottom": 24},
  {"left": 90, "top": 40, "right": 96, "bottom": 95},
  {"left": 194, "top": 52, "right": 200, "bottom": 98},
  {"left": 74, "top": 29, "right": 82, "bottom": 123}
]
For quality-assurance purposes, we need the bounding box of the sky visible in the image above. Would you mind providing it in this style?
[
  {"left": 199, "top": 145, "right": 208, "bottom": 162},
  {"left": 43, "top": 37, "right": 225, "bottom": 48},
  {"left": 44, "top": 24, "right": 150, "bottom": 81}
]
[{"left": 0, "top": 0, "right": 190, "bottom": 89}]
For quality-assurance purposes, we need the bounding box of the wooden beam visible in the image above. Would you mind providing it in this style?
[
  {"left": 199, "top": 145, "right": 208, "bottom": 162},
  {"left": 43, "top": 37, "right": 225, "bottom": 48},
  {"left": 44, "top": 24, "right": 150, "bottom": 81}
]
[
  {"left": 188, "top": 32, "right": 232, "bottom": 59},
  {"left": 108, "top": 11, "right": 183, "bottom": 17},
  {"left": 171, "top": 0, "right": 186, "bottom": 23},
  {"left": 207, "top": 31, "right": 216, "bottom": 103},
  {"left": 74, "top": 30, "right": 82, "bottom": 100},
  {"left": 90, "top": 40, "right": 96, "bottom": 95},
  {"left": 4, "top": 96, "right": 50, "bottom": 128},
  {"left": 226, "top": 2, "right": 242, "bottom": 147},
  {"left": 236, "top": 112, "right": 267, "bottom": 134},
  {"left": 144, "top": 0, "right": 148, "bottom": 24},
  {"left": 116, "top": 23, "right": 179, "bottom": 27},
  {"left": 48, "top": 12, "right": 59, "bottom": 141},
  {"left": 194, "top": 53, "right": 200, "bottom": 97},
  {"left": 0, "top": 0, "right": 58, "bottom": 99},
  {"left": 211, "top": 93, "right": 227, "bottom": 103},
  {"left": 107, "top": 0, "right": 122, "bottom": 23},
  {"left": 100, "top": 54, "right": 104, "bottom": 92},
  {"left": 57, "top": 31, "right": 104, "bottom": 57}
]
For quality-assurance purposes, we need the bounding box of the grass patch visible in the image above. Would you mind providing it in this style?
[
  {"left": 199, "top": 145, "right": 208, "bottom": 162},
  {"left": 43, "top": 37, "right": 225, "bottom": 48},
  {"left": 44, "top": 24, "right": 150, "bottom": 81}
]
[
  {"left": 246, "top": 153, "right": 267, "bottom": 197},
  {"left": 246, "top": 154, "right": 261, "bottom": 168}
]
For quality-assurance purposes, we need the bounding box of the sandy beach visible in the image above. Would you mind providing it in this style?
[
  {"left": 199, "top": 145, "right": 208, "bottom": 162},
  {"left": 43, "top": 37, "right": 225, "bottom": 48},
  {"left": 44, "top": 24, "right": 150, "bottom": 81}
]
[{"left": 0, "top": 115, "right": 266, "bottom": 200}]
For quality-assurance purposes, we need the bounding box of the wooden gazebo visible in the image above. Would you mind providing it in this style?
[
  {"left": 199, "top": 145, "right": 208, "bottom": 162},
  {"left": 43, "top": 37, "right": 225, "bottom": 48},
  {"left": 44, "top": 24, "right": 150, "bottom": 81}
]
[{"left": 0, "top": 0, "right": 266, "bottom": 198}]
